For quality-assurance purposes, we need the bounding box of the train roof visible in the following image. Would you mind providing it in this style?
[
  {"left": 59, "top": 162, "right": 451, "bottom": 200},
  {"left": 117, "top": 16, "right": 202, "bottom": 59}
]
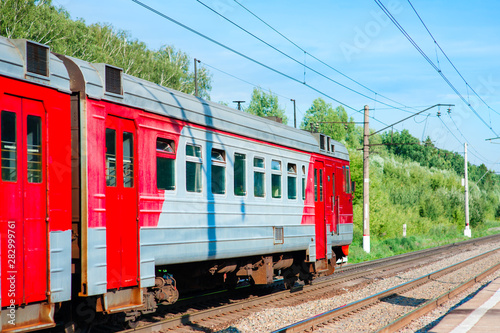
[
  {"left": 0, "top": 34, "right": 348, "bottom": 161},
  {"left": 60, "top": 55, "right": 349, "bottom": 161},
  {"left": 0, "top": 37, "right": 70, "bottom": 92}
]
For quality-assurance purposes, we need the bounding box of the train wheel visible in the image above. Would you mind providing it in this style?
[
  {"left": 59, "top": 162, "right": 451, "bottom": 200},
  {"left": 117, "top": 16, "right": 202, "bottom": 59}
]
[
  {"left": 224, "top": 273, "right": 239, "bottom": 289},
  {"left": 283, "top": 276, "right": 297, "bottom": 289}
]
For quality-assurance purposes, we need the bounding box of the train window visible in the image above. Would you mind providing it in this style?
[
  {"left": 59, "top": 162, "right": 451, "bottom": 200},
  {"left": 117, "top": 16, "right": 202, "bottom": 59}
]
[
  {"left": 123, "top": 132, "right": 134, "bottom": 188},
  {"left": 156, "top": 138, "right": 175, "bottom": 190},
  {"left": 27, "top": 115, "right": 42, "bottom": 183},
  {"left": 1, "top": 111, "right": 17, "bottom": 182},
  {"left": 287, "top": 163, "right": 297, "bottom": 200},
  {"left": 234, "top": 153, "right": 246, "bottom": 196},
  {"left": 302, "top": 166, "right": 306, "bottom": 200},
  {"left": 344, "top": 166, "right": 351, "bottom": 194},
  {"left": 271, "top": 160, "right": 281, "bottom": 198},
  {"left": 186, "top": 144, "right": 202, "bottom": 192},
  {"left": 253, "top": 157, "right": 265, "bottom": 198},
  {"left": 211, "top": 148, "right": 226, "bottom": 195},
  {"left": 314, "top": 168, "right": 318, "bottom": 202},
  {"left": 157, "top": 138, "right": 175, "bottom": 153},
  {"left": 105, "top": 128, "right": 117, "bottom": 187},
  {"left": 319, "top": 169, "right": 323, "bottom": 201}
]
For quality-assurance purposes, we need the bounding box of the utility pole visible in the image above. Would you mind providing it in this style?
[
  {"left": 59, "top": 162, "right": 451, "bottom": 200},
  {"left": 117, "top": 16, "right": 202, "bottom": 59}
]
[
  {"left": 291, "top": 99, "right": 297, "bottom": 128},
  {"left": 194, "top": 58, "right": 200, "bottom": 97},
  {"left": 233, "top": 101, "right": 245, "bottom": 110},
  {"left": 464, "top": 143, "right": 471, "bottom": 237},
  {"left": 363, "top": 105, "right": 370, "bottom": 253}
]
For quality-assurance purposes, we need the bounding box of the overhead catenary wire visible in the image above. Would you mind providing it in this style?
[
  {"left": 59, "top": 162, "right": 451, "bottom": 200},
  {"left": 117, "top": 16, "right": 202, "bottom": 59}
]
[
  {"left": 437, "top": 114, "right": 493, "bottom": 166},
  {"left": 130, "top": 1, "right": 352, "bottom": 111},
  {"left": 373, "top": 0, "right": 499, "bottom": 137},
  {"left": 232, "top": 0, "right": 419, "bottom": 113},
  {"left": 447, "top": 112, "right": 493, "bottom": 164},
  {"left": 407, "top": 0, "right": 500, "bottom": 117},
  {"left": 131, "top": 0, "right": 390, "bottom": 126},
  {"left": 200, "top": 61, "right": 294, "bottom": 101},
  {"left": 200, "top": 60, "right": 307, "bottom": 119},
  {"left": 195, "top": 0, "right": 419, "bottom": 116}
]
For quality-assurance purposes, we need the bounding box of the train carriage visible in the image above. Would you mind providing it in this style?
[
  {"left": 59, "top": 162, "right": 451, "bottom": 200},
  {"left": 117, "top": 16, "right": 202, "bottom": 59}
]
[
  {"left": 0, "top": 35, "right": 353, "bottom": 331},
  {"left": 0, "top": 37, "right": 72, "bottom": 331}
]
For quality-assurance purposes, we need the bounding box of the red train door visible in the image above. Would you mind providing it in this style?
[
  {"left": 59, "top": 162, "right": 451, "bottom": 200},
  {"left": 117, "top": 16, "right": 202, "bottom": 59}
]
[
  {"left": 1, "top": 96, "right": 47, "bottom": 306},
  {"left": 105, "top": 116, "right": 138, "bottom": 289},
  {"left": 325, "top": 165, "right": 337, "bottom": 233},
  {"left": 314, "top": 160, "right": 326, "bottom": 260}
]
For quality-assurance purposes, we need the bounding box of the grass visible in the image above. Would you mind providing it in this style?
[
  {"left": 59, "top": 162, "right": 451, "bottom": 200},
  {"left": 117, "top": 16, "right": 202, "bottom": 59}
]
[{"left": 348, "top": 220, "right": 500, "bottom": 264}]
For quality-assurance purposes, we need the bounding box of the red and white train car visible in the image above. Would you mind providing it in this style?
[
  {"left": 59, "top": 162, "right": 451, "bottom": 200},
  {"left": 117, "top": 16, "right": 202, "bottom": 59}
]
[
  {"left": 0, "top": 36, "right": 353, "bottom": 331},
  {"left": 0, "top": 38, "right": 72, "bottom": 331}
]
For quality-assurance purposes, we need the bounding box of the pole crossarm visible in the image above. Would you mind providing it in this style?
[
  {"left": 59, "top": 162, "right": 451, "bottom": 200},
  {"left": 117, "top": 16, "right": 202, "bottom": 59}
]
[
  {"left": 314, "top": 121, "right": 365, "bottom": 124},
  {"left": 370, "top": 104, "right": 454, "bottom": 136}
]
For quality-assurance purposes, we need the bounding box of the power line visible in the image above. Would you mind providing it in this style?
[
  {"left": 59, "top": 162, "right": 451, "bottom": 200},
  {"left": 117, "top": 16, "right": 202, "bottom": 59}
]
[
  {"left": 200, "top": 61, "right": 293, "bottom": 101},
  {"left": 407, "top": 0, "right": 500, "bottom": 117},
  {"left": 195, "top": 0, "right": 419, "bottom": 116},
  {"left": 438, "top": 116, "right": 463, "bottom": 146},
  {"left": 130, "top": 0, "right": 356, "bottom": 112},
  {"left": 373, "top": 0, "right": 498, "bottom": 137},
  {"left": 200, "top": 60, "right": 307, "bottom": 119},
  {"left": 447, "top": 112, "right": 493, "bottom": 164},
  {"left": 131, "top": 1, "right": 391, "bottom": 127},
  {"left": 232, "top": 0, "right": 418, "bottom": 113}
]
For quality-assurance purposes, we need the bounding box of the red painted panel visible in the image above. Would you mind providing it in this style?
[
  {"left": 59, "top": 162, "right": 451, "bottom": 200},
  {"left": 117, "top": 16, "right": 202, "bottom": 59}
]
[
  {"left": 105, "top": 115, "right": 138, "bottom": 289},
  {"left": 46, "top": 100, "right": 72, "bottom": 232},
  {"left": 325, "top": 164, "right": 337, "bottom": 233},
  {"left": 87, "top": 101, "right": 107, "bottom": 229},
  {"left": 0, "top": 94, "right": 49, "bottom": 306},
  {"left": 21, "top": 99, "right": 47, "bottom": 304},
  {"left": 0, "top": 94, "right": 24, "bottom": 307},
  {"left": 314, "top": 160, "right": 326, "bottom": 260},
  {"left": 136, "top": 112, "right": 184, "bottom": 228},
  {"left": 301, "top": 157, "right": 316, "bottom": 225}
]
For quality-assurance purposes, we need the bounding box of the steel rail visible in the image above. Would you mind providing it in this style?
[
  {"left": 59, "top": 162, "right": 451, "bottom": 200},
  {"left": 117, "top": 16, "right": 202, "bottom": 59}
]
[
  {"left": 337, "top": 233, "right": 500, "bottom": 275},
  {"left": 114, "top": 234, "right": 500, "bottom": 333},
  {"left": 272, "top": 247, "right": 500, "bottom": 333},
  {"left": 377, "top": 258, "right": 500, "bottom": 332}
]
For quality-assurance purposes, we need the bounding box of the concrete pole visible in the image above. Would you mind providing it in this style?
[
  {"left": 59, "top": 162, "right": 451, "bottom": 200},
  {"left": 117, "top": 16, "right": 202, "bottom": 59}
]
[
  {"left": 194, "top": 58, "right": 199, "bottom": 97},
  {"left": 464, "top": 143, "right": 471, "bottom": 237},
  {"left": 291, "top": 99, "right": 297, "bottom": 128},
  {"left": 363, "top": 105, "right": 370, "bottom": 253}
]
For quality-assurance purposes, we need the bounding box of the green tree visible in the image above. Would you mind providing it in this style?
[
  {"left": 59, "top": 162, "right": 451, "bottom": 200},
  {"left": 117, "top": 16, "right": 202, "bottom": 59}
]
[
  {"left": 244, "top": 88, "right": 288, "bottom": 124},
  {"left": 0, "top": 0, "right": 212, "bottom": 98},
  {"left": 300, "top": 98, "right": 361, "bottom": 147}
]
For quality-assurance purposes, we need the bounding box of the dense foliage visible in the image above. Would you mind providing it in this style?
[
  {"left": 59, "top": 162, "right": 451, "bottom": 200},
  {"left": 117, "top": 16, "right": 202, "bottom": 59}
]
[
  {"left": 2, "top": 0, "right": 497, "bottom": 249},
  {"left": 244, "top": 88, "right": 288, "bottom": 124},
  {"left": 0, "top": 0, "right": 212, "bottom": 98},
  {"left": 298, "top": 98, "right": 500, "bottom": 241}
]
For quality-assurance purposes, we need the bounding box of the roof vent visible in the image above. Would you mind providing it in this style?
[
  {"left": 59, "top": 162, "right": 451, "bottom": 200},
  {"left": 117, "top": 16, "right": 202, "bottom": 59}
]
[
  {"left": 319, "top": 134, "right": 325, "bottom": 150},
  {"left": 105, "top": 65, "right": 122, "bottom": 95},
  {"left": 26, "top": 41, "right": 48, "bottom": 76}
]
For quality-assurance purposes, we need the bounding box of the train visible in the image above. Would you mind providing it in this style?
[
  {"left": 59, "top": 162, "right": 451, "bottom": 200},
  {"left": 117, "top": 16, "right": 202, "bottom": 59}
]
[{"left": 0, "top": 36, "right": 353, "bottom": 331}]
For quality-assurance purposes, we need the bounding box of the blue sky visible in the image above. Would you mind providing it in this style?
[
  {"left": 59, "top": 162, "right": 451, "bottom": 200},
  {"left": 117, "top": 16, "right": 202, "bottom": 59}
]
[{"left": 55, "top": 0, "right": 500, "bottom": 171}]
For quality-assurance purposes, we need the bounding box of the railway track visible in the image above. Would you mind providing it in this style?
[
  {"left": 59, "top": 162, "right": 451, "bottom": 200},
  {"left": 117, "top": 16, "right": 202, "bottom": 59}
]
[
  {"left": 94, "top": 234, "right": 500, "bottom": 333},
  {"left": 273, "top": 247, "right": 500, "bottom": 333}
]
